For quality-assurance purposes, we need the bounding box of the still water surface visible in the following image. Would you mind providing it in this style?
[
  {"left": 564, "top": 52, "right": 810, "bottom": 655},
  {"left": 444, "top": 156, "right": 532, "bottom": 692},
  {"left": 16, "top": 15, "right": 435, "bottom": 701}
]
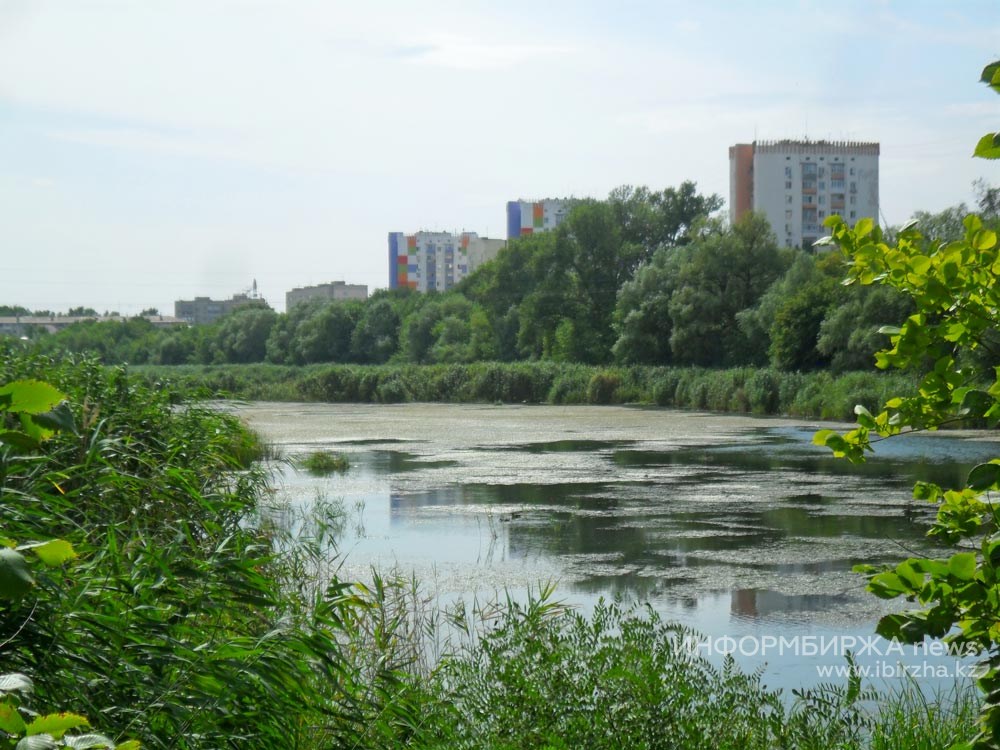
[{"left": 240, "top": 401, "right": 999, "bottom": 690}]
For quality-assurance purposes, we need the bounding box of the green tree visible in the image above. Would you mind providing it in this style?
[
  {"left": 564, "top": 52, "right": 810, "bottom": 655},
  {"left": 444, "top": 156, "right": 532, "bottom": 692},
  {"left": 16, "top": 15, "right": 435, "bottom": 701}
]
[
  {"left": 291, "top": 300, "right": 362, "bottom": 364},
  {"left": 212, "top": 306, "right": 277, "bottom": 363},
  {"left": 817, "top": 284, "right": 914, "bottom": 372},
  {"left": 665, "top": 213, "right": 787, "bottom": 366},
  {"left": 608, "top": 182, "right": 723, "bottom": 261},
  {"left": 815, "top": 58, "right": 1000, "bottom": 750},
  {"left": 611, "top": 244, "right": 685, "bottom": 364},
  {"left": 65, "top": 307, "right": 98, "bottom": 317},
  {"left": 351, "top": 296, "right": 402, "bottom": 364}
]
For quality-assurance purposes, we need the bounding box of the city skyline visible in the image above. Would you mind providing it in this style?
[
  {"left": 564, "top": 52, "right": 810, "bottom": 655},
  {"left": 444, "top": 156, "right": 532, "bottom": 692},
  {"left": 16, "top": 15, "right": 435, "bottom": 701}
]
[{"left": 1, "top": 1, "right": 997, "bottom": 314}]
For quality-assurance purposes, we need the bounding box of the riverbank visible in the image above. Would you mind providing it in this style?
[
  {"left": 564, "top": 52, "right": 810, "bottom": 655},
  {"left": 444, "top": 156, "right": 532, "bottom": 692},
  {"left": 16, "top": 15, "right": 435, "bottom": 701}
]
[
  {"left": 0, "top": 349, "right": 979, "bottom": 748},
  {"left": 134, "top": 361, "right": 922, "bottom": 422}
]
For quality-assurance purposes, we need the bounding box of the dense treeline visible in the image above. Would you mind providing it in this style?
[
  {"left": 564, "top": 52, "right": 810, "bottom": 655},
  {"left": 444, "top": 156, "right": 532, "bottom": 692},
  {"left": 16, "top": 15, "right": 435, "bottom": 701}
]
[{"left": 9, "top": 181, "right": 999, "bottom": 375}]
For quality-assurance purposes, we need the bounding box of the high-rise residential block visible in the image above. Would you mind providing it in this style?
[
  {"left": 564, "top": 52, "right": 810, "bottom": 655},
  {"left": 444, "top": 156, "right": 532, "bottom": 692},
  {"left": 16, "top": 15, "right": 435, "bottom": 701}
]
[
  {"left": 729, "top": 140, "right": 879, "bottom": 249},
  {"left": 506, "top": 199, "right": 572, "bottom": 239},
  {"left": 388, "top": 231, "right": 506, "bottom": 292}
]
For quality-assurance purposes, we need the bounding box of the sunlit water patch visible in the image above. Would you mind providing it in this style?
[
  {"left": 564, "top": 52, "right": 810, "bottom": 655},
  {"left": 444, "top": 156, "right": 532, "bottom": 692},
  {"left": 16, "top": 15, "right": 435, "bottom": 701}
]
[{"left": 240, "top": 401, "right": 999, "bottom": 691}]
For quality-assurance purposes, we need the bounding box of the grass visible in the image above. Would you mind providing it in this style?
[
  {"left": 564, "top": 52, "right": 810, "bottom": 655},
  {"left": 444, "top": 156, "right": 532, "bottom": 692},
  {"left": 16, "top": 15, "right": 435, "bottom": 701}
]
[
  {"left": 299, "top": 449, "right": 350, "bottom": 475},
  {"left": 131, "top": 361, "right": 928, "bottom": 422}
]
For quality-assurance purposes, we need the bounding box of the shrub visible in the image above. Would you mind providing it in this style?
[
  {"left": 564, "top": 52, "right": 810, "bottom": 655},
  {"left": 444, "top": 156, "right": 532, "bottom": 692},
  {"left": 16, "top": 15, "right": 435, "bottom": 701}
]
[{"left": 586, "top": 371, "right": 621, "bottom": 404}]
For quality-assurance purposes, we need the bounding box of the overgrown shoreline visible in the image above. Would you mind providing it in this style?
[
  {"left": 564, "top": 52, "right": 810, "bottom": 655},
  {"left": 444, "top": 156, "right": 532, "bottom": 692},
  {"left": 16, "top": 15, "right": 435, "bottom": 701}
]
[
  {"left": 0, "top": 349, "right": 981, "bottom": 748},
  {"left": 134, "top": 361, "right": 921, "bottom": 422}
]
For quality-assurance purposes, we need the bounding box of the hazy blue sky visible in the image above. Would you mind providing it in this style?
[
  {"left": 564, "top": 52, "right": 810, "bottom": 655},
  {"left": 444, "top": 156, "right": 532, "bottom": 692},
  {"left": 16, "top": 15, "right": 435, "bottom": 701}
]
[{"left": 1, "top": 0, "right": 997, "bottom": 314}]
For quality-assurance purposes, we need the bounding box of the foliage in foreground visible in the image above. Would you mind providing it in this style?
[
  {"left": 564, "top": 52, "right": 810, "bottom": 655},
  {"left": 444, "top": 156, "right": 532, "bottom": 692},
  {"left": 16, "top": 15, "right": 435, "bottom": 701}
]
[
  {"left": 814, "top": 61, "right": 1000, "bottom": 749},
  {"left": 0, "top": 350, "right": 411, "bottom": 749},
  {"left": 419, "top": 593, "right": 976, "bottom": 750}
]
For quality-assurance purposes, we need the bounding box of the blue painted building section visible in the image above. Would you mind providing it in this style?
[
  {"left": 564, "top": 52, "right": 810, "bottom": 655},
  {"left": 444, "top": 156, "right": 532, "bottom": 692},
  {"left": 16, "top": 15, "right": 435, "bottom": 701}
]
[
  {"left": 388, "top": 233, "right": 400, "bottom": 290},
  {"left": 506, "top": 202, "right": 521, "bottom": 240}
]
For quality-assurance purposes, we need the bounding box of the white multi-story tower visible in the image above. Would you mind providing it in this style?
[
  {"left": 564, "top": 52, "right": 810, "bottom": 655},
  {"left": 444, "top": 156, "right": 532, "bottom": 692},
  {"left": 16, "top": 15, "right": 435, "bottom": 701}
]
[
  {"left": 506, "top": 199, "right": 572, "bottom": 239},
  {"left": 729, "top": 140, "right": 879, "bottom": 248},
  {"left": 388, "top": 231, "right": 506, "bottom": 292}
]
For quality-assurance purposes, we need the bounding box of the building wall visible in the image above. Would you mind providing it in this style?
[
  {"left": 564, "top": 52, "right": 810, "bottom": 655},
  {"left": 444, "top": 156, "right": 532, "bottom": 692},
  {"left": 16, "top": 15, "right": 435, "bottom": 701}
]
[
  {"left": 728, "top": 144, "right": 754, "bottom": 224},
  {"left": 506, "top": 199, "right": 571, "bottom": 239},
  {"left": 174, "top": 294, "right": 268, "bottom": 325},
  {"left": 730, "top": 140, "right": 879, "bottom": 249},
  {"left": 286, "top": 281, "right": 368, "bottom": 310},
  {"left": 388, "top": 231, "right": 506, "bottom": 292}
]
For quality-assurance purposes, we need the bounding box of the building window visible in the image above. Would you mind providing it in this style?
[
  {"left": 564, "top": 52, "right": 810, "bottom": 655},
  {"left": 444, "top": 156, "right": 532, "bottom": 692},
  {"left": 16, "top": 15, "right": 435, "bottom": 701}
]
[
  {"left": 819, "top": 196, "right": 825, "bottom": 204},
  {"left": 850, "top": 211, "right": 857, "bottom": 219},
  {"left": 850, "top": 195, "right": 857, "bottom": 205},
  {"left": 819, "top": 210, "right": 826, "bottom": 218},
  {"left": 785, "top": 223, "right": 791, "bottom": 233},
  {"left": 819, "top": 181, "right": 825, "bottom": 190},
  {"left": 785, "top": 181, "right": 792, "bottom": 189},
  {"left": 804, "top": 195, "right": 814, "bottom": 204},
  {"left": 785, "top": 166, "right": 792, "bottom": 177},
  {"left": 849, "top": 167, "right": 855, "bottom": 176},
  {"left": 785, "top": 210, "right": 793, "bottom": 219},
  {"left": 786, "top": 195, "right": 793, "bottom": 204}
]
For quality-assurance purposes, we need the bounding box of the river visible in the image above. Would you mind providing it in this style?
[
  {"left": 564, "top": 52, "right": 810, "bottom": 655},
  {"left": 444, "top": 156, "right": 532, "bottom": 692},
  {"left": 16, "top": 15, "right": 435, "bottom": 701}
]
[{"left": 239, "top": 401, "right": 999, "bottom": 692}]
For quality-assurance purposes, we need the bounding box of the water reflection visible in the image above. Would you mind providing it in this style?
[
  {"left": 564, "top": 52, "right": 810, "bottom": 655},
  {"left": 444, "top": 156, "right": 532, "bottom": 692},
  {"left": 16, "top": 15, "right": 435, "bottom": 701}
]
[{"left": 244, "top": 402, "right": 999, "bottom": 691}]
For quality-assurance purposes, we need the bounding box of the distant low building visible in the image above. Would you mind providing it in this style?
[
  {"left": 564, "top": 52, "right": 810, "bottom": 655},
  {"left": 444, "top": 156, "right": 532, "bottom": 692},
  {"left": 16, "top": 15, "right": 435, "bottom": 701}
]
[
  {"left": 0, "top": 314, "right": 187, "bottom": 337},
  {"left": 174, "top": 292, "right": 269, "bottom": 325},
  {"left": 506, "top": 199, "right": 573, "bottom": 239},
  {"left": 388, "top": 231, "right": 506, "bottom": 292},
  {"left": 286, "top": 281, "right": 368, "bottom": 310}
]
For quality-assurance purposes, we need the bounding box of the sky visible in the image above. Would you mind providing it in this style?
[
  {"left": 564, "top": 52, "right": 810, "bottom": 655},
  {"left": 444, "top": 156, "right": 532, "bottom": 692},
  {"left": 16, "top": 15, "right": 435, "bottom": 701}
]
[{"left": 1, "top": 0, "right": 998, "bottom": 315}]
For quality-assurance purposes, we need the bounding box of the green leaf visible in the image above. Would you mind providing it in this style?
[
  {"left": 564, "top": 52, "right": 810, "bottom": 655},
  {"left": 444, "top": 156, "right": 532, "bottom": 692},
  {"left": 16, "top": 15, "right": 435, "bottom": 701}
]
[
  {"left": 812, "top": 235, "right": 836, "bottom": 247},
  {"left": 974, "top": 133, "right": 1000, "bottom": 159},
  {"left": 974, "top": 229, "right": 998, "bottom": 250},
  {"left": 854, "top": 404, "right": 876, "bottom": 428},
  {"left": 855, "top": 217, "right": 874, "bottom": 237},
  {"left": 26, "top": 714, "right": 89, "bottom": 740},
  {"left": 948, "top": 552, "right": 978, "bottom": 581},
  {"left": 19, "top": 540, "right": 77, "bottom": 567},
  {"left": 812, "top": 429, "right": 836, "bottom": 446},
  {"left": 968, "top": 462, "right": 1000, "bottom": 491},
  {"left": 0, "top": 548, "right": 34, "bottom": 600},
  {"left": 28, "top": 403, "right": 77, "bottom": 436},
  {"left": 0, "top": 431, "right": 40, "bottom": 451},
  {"left": 869, "top": 571, "right": 909, "bottom": 598},
  {"left": 114, "top": 742, "right": 141, "bottom": 750},
  {"left": 982, "top": 60, "right": 1000, "bottom": 90},
  {"left": 64, "top": 735, "right": 115, "bottom": 749},
  {"left": 19, "top": 413, "right": 53, "bottom": 444},
  {"left": 0, "top": 702, "right": 27, "bottom": 735},
  {"left": 0, "top": 381, "right": 66, "bottom": 416},
  {"left": 0, "top": 674, "right": 33, "bottom": 694},
  {"left": 16, "top": 735, "right": 57, "bottom": 750}
]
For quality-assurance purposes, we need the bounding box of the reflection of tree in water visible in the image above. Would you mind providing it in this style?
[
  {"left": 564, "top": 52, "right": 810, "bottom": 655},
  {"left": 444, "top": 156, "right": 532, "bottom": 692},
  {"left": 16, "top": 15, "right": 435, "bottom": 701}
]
[
  {"left": 612, "top": 441, "right": 990, "bottom": 490},
  {"left": 730, "top": 589, "right": 850, "bottom": 618}
]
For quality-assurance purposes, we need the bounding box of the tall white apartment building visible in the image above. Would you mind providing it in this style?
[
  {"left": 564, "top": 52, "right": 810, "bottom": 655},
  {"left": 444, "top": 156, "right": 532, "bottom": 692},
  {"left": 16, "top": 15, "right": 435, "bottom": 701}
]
[
  {"left": 729, "top": 140, "right": 879, "bottom": 248},
  {"left": 388, "top": 231, "right": 506, "bottom": 292},
  {"left": 506, "top": 199, "right": 572, "bottom": 239}
]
